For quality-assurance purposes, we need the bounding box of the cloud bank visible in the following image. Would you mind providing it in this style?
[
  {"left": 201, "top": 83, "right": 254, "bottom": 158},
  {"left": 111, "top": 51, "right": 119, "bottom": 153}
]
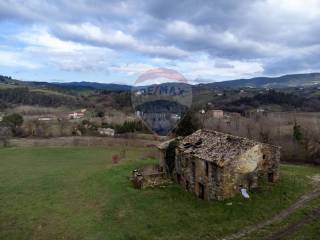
[{"left": 0, "top": 0, "right": 319, "bottom": 83}]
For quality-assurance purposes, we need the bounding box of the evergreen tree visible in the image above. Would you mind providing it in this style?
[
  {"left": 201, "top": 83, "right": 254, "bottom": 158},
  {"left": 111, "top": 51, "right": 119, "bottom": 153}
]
[
  {"left": 3, "top": 113, "right": 23, "bottom": 128},
  {"left": 293, "top": 120, "right": 303, "bottom": 142},
  {"left": 174, "top": 112, "right": 199, "bottom": 136}
]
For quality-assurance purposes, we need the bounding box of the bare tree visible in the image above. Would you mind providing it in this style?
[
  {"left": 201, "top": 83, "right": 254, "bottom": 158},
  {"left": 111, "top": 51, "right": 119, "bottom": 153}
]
[
  {"left": 57, "top": 118, "right": 68, "bottom": 136},
  {"left": 0, "top": 126, "right": 11, "bottom": 147}
]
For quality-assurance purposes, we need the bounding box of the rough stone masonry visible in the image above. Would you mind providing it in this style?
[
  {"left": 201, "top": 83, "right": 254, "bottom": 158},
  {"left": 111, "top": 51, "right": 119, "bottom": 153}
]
[{"left": 158, "top": 129, "right": 280, "bottom": 200}]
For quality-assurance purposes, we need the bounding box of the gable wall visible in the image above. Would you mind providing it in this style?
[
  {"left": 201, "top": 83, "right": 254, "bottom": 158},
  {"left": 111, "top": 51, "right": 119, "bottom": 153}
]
[{"left": 222, "top": 144, "right": 280, "bottom": 199}]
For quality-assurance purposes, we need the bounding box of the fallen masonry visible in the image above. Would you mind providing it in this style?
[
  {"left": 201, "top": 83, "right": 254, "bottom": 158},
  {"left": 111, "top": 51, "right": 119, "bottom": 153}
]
[{"left": 131, "top": 165, "right": 171, "bottom": 189}]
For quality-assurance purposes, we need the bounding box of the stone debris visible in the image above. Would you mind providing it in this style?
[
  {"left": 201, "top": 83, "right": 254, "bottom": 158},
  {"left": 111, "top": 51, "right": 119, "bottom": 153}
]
[{"left": 131, "top": 165, "right": 169, "bottom": 189}]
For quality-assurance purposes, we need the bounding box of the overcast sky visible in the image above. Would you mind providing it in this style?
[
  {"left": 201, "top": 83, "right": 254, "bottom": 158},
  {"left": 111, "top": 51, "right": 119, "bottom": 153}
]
[{"left": 0, "top": 0, "right": 319, "bottom": 84}]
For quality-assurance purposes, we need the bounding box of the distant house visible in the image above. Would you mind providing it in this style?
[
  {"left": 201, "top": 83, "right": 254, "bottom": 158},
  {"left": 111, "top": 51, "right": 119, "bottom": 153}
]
[
  {"left": 38, "top": 117, "right": 55, "bottom": 121},
  {"left": 158, "top": 130, "right": 280, "bottom": 200},
  {"left": 256, "top": 108, "right": 265, "bottom": 113},
  {"left": 225, "top": 112, "right": 241, "bottom": 118},
  {"left": 245, "top": 108, "right": 267, "bottom": 119},
  {"left": 209, "top": 110, "right": 224, "bottom": 118},
  {"left": 68, "top": 112, "right": 85, "bottom": 119},
  {"left": 98, "top": 128, "right": 115, "bottom": 136}
]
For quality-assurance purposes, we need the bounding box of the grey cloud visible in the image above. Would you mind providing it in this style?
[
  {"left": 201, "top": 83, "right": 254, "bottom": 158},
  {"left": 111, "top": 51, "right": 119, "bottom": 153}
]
[
  {"left": 264, "top": 54, "right": 320, "bottom": 76},
  {"left": 1, "top": 0, "right": 320, "bottom": 77}
]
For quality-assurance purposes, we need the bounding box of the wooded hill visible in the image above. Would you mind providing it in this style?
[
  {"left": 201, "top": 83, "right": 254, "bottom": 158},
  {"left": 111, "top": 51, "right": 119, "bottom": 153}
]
[{"left": 2, "top": 73, "right": 320, "bottom": 113}]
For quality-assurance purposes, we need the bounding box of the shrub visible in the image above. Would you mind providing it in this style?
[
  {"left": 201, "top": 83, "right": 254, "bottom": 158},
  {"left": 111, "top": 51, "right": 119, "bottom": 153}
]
[
  {"left": 102, "top": 120, "right": 149, "bottom": 134},
  {"left": 293, "top": 121, "right": 303, "bottom": 142},
  {"left": 2, "top": 113, "right": 23, "bottom": 128},
  {"left": 112, "top": 154, "right": 120, "bottom": 164}
]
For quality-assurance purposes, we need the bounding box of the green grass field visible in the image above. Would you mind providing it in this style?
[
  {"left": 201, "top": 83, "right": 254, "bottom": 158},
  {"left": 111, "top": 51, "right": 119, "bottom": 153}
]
[{"left": 0, "top": 147, "right": 319, "bottom": 240}]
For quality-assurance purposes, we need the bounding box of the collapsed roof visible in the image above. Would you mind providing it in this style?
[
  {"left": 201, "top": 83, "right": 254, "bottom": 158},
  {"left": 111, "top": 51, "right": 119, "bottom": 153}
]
[{"left": 178, "top": 129, "right": 260, "bottom": 167}]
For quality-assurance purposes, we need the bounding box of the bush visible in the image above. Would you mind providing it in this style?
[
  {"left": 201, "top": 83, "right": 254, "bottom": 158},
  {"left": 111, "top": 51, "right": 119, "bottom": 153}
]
[
  {"left": 102, "top": 120, "right": 149, "bottom": 134},
  {"left": 293, "top": 121, "right": 303, "bottom": 142},
  {"left": 2, "top": 113, "right": 23, "bottom": 127},
  {"left": 2, "top": 113, "right": 24, "bottom": 136}
]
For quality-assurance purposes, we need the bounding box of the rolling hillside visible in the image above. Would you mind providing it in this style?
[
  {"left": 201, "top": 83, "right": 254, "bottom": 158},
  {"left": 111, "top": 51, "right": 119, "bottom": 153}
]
[
  {"left": 0, "top": 75, "right": 132, "bottom": 92},
  {"left": 202, "top": 73, "right": 320, "bottom": 89},
  {"left": 2, "top": 73, "right": 320, "bottom": 91}
]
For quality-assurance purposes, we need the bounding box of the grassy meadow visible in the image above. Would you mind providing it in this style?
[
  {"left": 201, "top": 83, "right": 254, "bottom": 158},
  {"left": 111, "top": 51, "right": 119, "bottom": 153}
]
[{"left": 0, "top": 147, "right": 319, "bottom": 240}]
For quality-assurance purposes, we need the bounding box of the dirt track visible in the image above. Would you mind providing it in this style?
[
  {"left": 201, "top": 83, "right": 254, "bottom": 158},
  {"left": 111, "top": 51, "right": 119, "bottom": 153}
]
[
  {"left": 265, "top": 207, "right": 320, "bottom": 240},
  {"left": 221, "top": 189, "right": 320, "bottom": 240}
]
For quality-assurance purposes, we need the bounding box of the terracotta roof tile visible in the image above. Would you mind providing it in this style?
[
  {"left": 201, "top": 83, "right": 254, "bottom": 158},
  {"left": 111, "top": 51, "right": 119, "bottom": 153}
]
[{"left": 178, "top": 129, "right": 259, "bottom": 166}]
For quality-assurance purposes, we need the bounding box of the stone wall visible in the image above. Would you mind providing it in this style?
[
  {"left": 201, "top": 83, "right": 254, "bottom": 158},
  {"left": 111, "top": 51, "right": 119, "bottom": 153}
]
[
  {"left": 174, "top": 149, "right": 195, "bottom": 194},
  {"left": 131, "top": 165, "right": 167, "bottom": 189},
  {"left": 260, "top": 144, "right": 281, "bottom": 182},
  {"left": 174, "top": 148, "right": 225, "bottom": 200},
  {"left": 221, "top": 143, "right": 281, "bottom": 199},
  {"left": 171, "top": 142, "right": 280, "bottom": 201}
]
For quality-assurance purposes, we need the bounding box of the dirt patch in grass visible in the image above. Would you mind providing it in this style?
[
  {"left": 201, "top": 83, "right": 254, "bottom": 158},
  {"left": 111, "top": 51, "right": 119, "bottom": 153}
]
[{"left": 308, "top": 174, "right": 320, "bottom": 187}]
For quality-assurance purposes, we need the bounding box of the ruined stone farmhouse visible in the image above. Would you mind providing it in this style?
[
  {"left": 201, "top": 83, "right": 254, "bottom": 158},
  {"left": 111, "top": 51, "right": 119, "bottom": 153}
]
[{"left": 158, "top": 129, "right": 280, "bottom": 200}]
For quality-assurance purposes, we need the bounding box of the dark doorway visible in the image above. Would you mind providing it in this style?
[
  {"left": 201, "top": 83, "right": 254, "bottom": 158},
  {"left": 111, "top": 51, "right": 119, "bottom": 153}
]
[
  {"left": 192, "top": 162, "right": 196, "bottom": 178},
  {"left": 268, "top": 172, "right": 274, "bottom": 182},
  {"left": 177, "top": 173, "right": 181, "bottom": 184},
  {"left": 165, "top": 140, "right": 177, "bottom": 175},
  {"left": 198, "top": 183, "right": 205, "bottom": 199},
  {"left": 186, "top": 181, "right": 190, "bottom": 191},
  {"left": 205, "top": 161, "right": 209, "bottom": 177}
]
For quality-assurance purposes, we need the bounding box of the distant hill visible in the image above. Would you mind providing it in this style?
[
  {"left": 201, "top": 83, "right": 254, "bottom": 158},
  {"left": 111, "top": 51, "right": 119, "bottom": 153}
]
[
  {"left": 2, "top": 73, "right": 320, "bottom": 91},
  {"left": 48, "top": 73, "right": 320, "bottom": 90},
  {"left": 0, "top": 75, "right": 134, "bottom": 110},
  {"left": 51, "top": 82, "right": 132, "bottom": 91},
  {"left": 0, "top": 76, "right": 132, "bottom": 92},
  {"left": 201, "top": 73, "right": 320, "bottom": 89}
]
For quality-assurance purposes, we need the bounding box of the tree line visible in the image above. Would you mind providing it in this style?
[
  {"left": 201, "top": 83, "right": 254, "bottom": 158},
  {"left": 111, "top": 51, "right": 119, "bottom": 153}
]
[
  {"left": 218, "top": 90, "right": 320, "bottom": 113},
  {"left": 0, "top": 88, "right": 78, "bottom": 107}
]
